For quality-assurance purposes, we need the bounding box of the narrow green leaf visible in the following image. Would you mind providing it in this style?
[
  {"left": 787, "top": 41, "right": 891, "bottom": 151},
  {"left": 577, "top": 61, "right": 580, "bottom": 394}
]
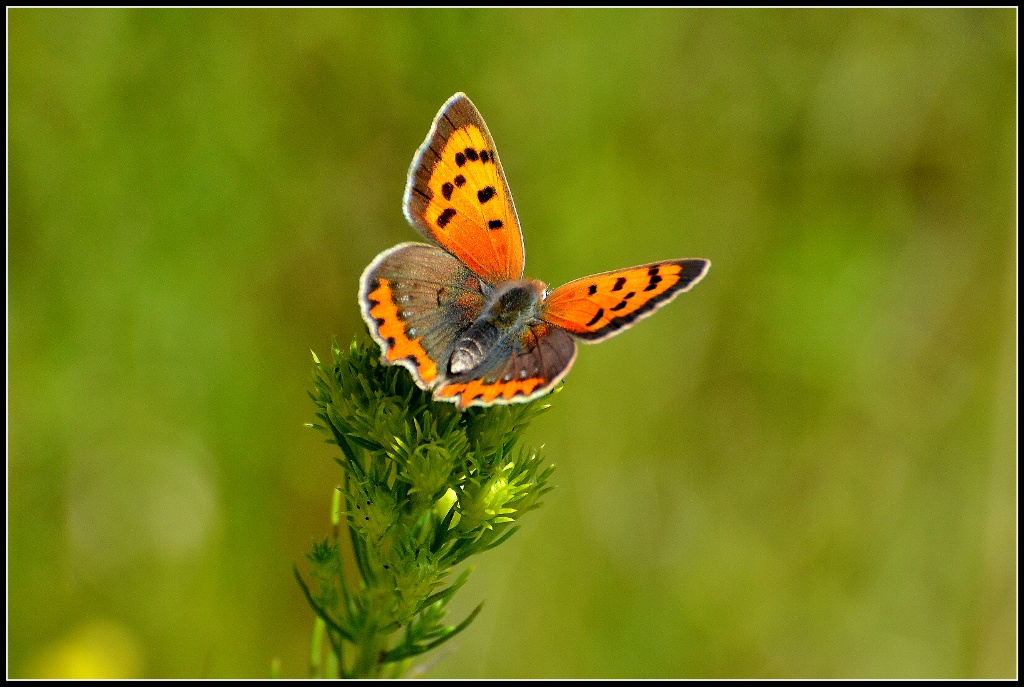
[{"left": 293, "top": 565, "right": 356, "bottom": 644}]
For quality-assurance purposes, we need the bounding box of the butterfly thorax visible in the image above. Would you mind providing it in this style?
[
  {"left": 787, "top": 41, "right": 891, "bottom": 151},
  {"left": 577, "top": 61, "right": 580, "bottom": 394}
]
[{"left": 448, "top": 279, "right": 547, "bottom": 377}]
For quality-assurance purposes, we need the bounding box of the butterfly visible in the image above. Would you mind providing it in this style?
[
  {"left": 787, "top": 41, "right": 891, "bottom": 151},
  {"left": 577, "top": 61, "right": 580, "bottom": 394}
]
[{"left": 359, "top": 93, "right": 710, "bottom": 409}]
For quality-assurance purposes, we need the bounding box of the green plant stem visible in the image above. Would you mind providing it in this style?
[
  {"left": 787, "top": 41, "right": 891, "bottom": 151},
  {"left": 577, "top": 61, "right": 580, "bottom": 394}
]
[
  {"left": 299, "top": 337, "right": 556, "bottom": 678},
  {"left": 352, "top": 626, "right": 385, "bottom": 678}
]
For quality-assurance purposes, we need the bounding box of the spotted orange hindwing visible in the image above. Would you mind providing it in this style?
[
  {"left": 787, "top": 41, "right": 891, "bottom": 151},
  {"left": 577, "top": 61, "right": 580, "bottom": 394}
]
[
  {"left": 359, "top": 242, "right": 487, "bottom": 389},
  {"left": 436, "top": 323, "right": 577, "bottom": 409},
  {"left": 541, "top": 259, "right": 710, "bottom": 342},
  {"left": 402, "top": 93, "right": 524, "bottom": 286}
]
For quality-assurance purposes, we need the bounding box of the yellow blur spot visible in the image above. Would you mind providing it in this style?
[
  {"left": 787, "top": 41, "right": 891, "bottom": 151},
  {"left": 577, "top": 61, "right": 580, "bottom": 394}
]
[
  {"left": 22, "top": 620, "right": 144, "bottom": 679},
  {"left": 433, "top": 488, "right": 458, "bottom": 522}
]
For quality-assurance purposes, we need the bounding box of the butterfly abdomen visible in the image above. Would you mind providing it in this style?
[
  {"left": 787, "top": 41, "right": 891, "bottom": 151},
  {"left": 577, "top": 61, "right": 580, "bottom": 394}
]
[{"left": 448, "top": 321, "right": 501, "bottom": 376}]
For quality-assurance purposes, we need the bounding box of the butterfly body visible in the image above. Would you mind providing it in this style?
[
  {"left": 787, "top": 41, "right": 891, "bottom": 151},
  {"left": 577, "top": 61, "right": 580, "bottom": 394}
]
[
  {"left": 359, "top": 93, "right": 710, "bottom": 408},
  {"left": 447, "top": 278, "right": 546, "bottom": 377}
]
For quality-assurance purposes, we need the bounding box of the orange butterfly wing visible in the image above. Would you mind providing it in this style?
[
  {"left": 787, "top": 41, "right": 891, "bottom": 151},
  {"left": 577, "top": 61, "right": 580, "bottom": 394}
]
[
  {"left": 542, "top": 259, "right": 710, "bottom": 342},
  {"left": 403, "top": 93, "right": 524, "bottom": 285}
]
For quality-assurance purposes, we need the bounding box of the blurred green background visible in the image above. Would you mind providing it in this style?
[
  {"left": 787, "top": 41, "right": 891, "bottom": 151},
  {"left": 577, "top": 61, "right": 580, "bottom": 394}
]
[{"left": 8, "top": 8, "right": 1016, "bottom": 679}]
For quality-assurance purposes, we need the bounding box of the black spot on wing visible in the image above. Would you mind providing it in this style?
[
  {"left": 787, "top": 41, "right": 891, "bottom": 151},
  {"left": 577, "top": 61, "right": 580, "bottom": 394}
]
[
  {"left": 612, "top": 277, "right": 627, "bottom": 291},
  {"left": 588, "top": 284, "right": 598, "bottom": 295},
  {"left": 437, "top": 208, "right": 456, "bottom": 227},
  {"left": 585, "top": 308, "right": 605, "bottom": 327},
  {"left": 488, "top": 219, "right": 503, "bottom": 230},
  {"left": 455, "top": 152, "right": 466, "bottom": 167},
  {"left": 477, "top": 186, "right": 496, "bottom": 204},
  {"left": 644, "top": 275, "right": 663, "bottom": 291},
  {"left": 442, "top": 182, "right": 454, "bottom": 200},
  {"left": 454, "top": 174, "right": 466, "bottom": 187},
  {"left": 464, "top": 147, "right": 479, "bottom": 161}
]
